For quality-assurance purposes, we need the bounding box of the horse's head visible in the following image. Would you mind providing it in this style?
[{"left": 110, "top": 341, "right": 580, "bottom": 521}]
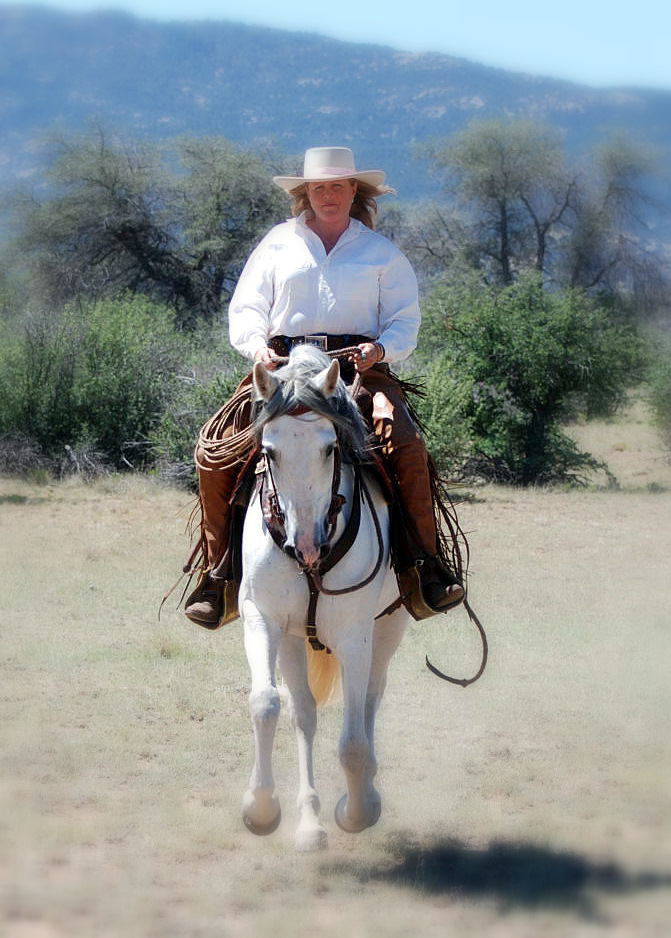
[{"left": 252, "top": 346, "right": 367, "bottom": 569}]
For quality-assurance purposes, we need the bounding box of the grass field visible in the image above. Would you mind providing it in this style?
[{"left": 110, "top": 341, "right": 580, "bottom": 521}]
[{"left": 1, "top": 402, "right": 670, "bottom": 937}]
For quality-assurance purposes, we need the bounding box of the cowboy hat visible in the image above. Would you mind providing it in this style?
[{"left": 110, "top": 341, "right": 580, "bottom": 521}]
[{"left": 273, "top": 146, "right": 386, "bottom": 192}]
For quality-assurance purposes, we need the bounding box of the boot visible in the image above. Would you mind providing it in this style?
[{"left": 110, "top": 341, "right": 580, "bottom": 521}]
[
  {"left": 184, "top": 571, "right": 239, "bottom": 629},
  {"left": 184, "top": 452, "right": 237, "bottom": 628},
  {"left": 419, "top": 557, "right": 464, "bottom": 612},
  {"left": 383, "top": 423, "right": 464, "bottom": 613},
  {"left": 184, "top": 375, "right": 256, "bottom": 629},
  {"left": 363, "top": 368, "right": 466, "bottom": 617},
  {"left": 184, "top": 574, "right": 224, "bottom": 627}
]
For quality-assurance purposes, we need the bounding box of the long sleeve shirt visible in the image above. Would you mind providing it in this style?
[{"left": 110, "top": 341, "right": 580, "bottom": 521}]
[{"left": 228, "top": 211, "right": 421, "bottom": 364}]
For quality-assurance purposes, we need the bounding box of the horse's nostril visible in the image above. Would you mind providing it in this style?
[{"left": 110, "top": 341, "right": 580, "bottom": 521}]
[{"left": 319, "top": 543, "right": 331, "bottom": 560}]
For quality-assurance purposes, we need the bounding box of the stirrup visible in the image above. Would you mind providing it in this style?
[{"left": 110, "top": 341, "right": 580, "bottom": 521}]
[
  {"left": 398, "top": 564, "right": 464, "bottom": 621},
  {"left": 220, "top": 579, "right": 240, "bottom": 627}
]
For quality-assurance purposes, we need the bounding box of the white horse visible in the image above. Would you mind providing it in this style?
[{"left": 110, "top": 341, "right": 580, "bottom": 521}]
[{"left": 238, "top": 345, "right": 410, "bottom": 852}]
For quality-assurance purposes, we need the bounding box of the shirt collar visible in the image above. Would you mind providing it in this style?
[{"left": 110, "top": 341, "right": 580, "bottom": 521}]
[{"left": 296, "top": 211, "right": 362, "bottom": 250}]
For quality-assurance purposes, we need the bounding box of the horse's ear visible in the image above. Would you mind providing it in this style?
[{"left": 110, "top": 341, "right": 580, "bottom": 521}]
[
  {"left": 315, "top": 359, "right": 340, "bottom": 398},
  {"left": 253, "top": 361, "right": 279, "bottom": 402}
]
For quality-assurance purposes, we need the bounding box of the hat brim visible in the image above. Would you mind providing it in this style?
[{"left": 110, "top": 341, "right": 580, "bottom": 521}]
[{"left": 273, "top": 169, "right": 386, "bottom": 193}]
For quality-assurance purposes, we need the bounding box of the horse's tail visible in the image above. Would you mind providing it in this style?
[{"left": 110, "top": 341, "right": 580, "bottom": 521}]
[{"left": 306, "top": 645, "right": 341, "bottom": 706}]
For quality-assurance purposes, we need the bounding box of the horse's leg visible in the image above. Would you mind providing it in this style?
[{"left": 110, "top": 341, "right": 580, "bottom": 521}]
[
  {"left": 242, "top": 606, "right": 282, "bottom": 835},
  {"left": 278, "top": 636, "right": 328, "bottom": 852},
  {"left": 334, "top": 633, "right": 378, "bottom": 834},
  {"left": 362, "top": 609, "right": 408, "bottom": 811}
]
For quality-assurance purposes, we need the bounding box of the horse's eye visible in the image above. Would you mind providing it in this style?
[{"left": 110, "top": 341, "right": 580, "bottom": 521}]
[{"left": 324, "top": 443, "right": 336, "bottom": 460}]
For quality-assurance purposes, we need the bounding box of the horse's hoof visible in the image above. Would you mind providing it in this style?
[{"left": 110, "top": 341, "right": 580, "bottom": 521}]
[
  {"left": 243, "top": 807, "right": 282, "bottom": 836},
  {"left": 295, "top": 826, "right": 328, "bottom": 852},
  {"left": 334, "top": 794, "right": 381, "bottom": 833}
]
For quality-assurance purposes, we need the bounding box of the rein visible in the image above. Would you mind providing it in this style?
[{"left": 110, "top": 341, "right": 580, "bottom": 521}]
[{"left": 425, "top": 601, "right": 488, "bottom": 688}]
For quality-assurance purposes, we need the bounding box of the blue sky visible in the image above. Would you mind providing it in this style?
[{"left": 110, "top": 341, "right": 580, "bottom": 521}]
[{"left": 16, "top": 0, "right": 671, "bottom": 90}]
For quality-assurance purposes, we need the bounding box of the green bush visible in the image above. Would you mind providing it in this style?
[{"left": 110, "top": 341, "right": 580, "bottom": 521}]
[
  {"left": 0, "top": 296, "right": 187, "bottom": 469},
  {"left": 417, "top": 273, "right": 645, "bottom": 485},
  {"left": 0, "top": 309, "right": 80, "bottom": 456},
  {"left": 73, "top": 298, "right": 185, "bottom": 467}
]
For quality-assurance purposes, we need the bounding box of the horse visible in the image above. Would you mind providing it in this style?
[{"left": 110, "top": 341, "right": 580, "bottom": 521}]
[{"left": 238, "top": 345, "right": 411, "bottom": 852}]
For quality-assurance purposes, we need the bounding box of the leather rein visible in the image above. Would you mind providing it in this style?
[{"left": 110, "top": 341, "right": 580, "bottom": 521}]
[{"left": 260, "top": 439, "right": 385, "bottom": 652}]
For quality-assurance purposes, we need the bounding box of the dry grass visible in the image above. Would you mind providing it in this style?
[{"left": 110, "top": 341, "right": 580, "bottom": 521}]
[
  {"left": 1, "top": 412, "right": 670, "bottom": 937},
  {"left": 565, "top": 393, "right": 671, "bottom": 490}
]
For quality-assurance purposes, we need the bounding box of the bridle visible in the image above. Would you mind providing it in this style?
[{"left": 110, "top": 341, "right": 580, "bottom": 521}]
[
  {"left": 259, "top": 425, "right": 385, "bottom": 652},
  {"left": 261, "top": 413, "right": 347, "bottom": 555}
]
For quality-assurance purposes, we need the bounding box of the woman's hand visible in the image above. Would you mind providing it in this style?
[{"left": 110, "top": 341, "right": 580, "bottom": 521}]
[
  {"left": 253, "top": 346, "right": 282, "bottom": 371},
  {"left": 352, "top": 342, "right": 384, "bottom": 373}
]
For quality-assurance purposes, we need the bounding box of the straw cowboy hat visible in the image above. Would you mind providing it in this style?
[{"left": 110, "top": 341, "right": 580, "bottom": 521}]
[{"left": 273, "top": 146, "right": 386, "bottom": 192}]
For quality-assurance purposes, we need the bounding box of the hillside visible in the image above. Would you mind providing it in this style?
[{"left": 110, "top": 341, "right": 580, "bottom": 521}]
[{"left": 1, "top": 4, "right": 671, "bottom": 201}]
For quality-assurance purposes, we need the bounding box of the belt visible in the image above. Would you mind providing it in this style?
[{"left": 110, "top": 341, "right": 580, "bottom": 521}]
[{"left": 269, "top": 334, "right": 372, "bottom": 356}]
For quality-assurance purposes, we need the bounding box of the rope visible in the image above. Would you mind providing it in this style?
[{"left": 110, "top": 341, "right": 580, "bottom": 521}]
[
  {"left": 195, "top": 382, "right": 256, "bottom": 471},
  {"left": 196, "top": 347, "right": 366, "bottom": 472}
]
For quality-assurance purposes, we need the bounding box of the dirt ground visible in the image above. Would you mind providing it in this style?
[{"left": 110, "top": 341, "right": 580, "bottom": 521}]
[{"left": 1, "top": 410, "right": 670, "bottom": 937}]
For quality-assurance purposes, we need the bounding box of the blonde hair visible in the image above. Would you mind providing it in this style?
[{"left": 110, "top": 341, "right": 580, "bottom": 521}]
[{"left": 289, "top": 179, "right": 396, "bottom": 230}]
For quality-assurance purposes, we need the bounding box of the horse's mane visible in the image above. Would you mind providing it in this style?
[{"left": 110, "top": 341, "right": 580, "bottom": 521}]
[{"left": 252, "top": 345, "right": 371, "bottom": 464}]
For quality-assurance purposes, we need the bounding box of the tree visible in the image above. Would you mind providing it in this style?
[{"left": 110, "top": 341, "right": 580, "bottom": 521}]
[
  {"left": 0, "top": 261, "right": 22, "bottom": 321},
  {"left": 424, "top": 120, "right": 576, "bottom": 285},
  {"left": 172, "top": 137, "right": 291, "bottom": 323},
  {"left": 562, "top": 136, "right": 665, "bottom": 308},
  {"left": 377, "top": 202, "right": 467, "bottom": 285},
  {"left": 7, "top": 127, "right": 288, "bottom": 326},
  {"left": 417, "top": 120, "right": 664, "bottom": 313},
  {"left": 417, "top": 274, "right": 645, "bottom": 485}
]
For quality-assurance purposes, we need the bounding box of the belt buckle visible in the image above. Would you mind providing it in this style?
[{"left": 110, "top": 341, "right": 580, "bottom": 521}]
[{"left": 304, "top": 334, "right": 328, "bottom": 351}]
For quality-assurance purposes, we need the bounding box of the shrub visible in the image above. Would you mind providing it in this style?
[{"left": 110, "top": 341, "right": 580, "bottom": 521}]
[
  {"left": 0, "top": 309, "right": 80, "bottom": 455},
  {"left": 0, "top": 432, "right": 52, "bottom": 476},
  {"left": 417, "top": 273, "right": 645, "bottom": 485},
  {"left": 72, "top": 297, "right": 185, "bottom": 468},
  {"left": 59, "top": 441, "right": 110, "bottom": 480},
  {"left": 0, "top": 296, "right": 187, "bottom": 468}
]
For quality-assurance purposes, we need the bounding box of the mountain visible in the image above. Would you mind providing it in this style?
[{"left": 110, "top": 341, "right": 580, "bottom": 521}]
[{"left": 1, "top": 4, "right": 671, "bottom": 202}]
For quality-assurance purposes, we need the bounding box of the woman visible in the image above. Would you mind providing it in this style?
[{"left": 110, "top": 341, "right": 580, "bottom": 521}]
[{"left": 185, "top": 146, "right": 463, "bottom": 627}]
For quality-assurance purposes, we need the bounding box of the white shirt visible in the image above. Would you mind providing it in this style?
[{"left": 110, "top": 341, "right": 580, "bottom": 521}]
[{"left": 228, "top": 212, "right": 421, "bottom": 363}]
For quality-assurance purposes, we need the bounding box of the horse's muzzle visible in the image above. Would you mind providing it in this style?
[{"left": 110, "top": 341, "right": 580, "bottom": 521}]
[{"left": 293, "top": 543, "right": 324, "bottom": 570}]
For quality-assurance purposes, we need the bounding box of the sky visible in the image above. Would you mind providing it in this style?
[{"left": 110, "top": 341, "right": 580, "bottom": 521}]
[{"left": 15, "top": 0, "right": 671, "bottom": 91}]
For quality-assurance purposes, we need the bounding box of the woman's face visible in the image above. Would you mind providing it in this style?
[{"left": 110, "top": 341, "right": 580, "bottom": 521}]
[{"left": 306, "top": 179, "right": 357, "bottom": 227}]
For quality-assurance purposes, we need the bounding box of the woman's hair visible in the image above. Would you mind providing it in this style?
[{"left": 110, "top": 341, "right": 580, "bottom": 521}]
[{"left": 289, "top": 179, "right": 396, "bottom": 230}]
